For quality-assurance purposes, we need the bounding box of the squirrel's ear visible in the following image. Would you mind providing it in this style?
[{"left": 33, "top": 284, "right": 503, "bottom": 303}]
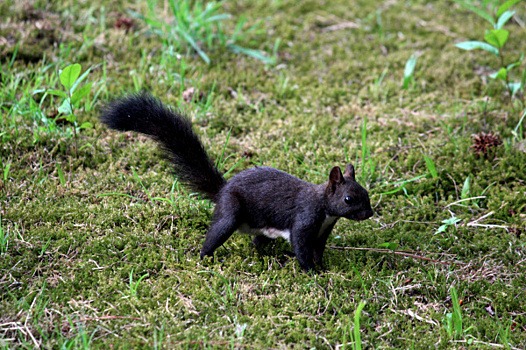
[
  {"left": 344, "top": 163, "right": 356, "bottom": 181},
  {"left": 328, "top": 166, "right": 344, "bottom": 192}
]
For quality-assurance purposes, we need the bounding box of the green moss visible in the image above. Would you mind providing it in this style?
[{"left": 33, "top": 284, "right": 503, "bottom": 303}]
[{"left": 1, "top": 0, "right": 526, "bottom": 348}]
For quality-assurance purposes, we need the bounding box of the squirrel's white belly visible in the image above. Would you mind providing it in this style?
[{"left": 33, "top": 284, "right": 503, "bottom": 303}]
[
  {"left": 239, "top": 216, "right": 336, "bottom": 243},
  {"left": 260, "top": 227, "right": 291, "bottom": 241},
  {"left": 239, "top": 224, "right": 291, "bottom": 242}
]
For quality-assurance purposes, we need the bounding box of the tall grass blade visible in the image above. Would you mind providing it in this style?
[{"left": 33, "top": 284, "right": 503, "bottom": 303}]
[
  {"left": 450, "top": 287, "right": 463, "bottom": 338},
  {"left": 353, "top": 301, "right": 366, "bottom": 350},
  {"left": 423, "top": 155, "right": 438, "bottom": 179}
]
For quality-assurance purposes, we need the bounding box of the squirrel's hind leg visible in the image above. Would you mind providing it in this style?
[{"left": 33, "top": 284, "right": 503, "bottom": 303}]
[{"left": 200, "top": 197, "right": 240, "bottom": 259}]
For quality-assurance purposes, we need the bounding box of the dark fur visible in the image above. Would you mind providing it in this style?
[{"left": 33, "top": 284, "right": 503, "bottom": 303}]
[
  {"left": 101, "top": 94, "right": 225, "bottom": 201},
  {"left": 101, "top": 93, "right": 373, "bottom": 271}
]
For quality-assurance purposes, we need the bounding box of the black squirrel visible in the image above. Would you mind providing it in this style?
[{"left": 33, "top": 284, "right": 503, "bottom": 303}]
[{"left": 101, "top": 93, "right": 373, "bottom": 271}]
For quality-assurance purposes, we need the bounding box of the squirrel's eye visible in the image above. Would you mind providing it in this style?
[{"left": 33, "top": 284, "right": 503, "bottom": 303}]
[{"left": 344, "top": 196, "right": 352, "bottom": 204}]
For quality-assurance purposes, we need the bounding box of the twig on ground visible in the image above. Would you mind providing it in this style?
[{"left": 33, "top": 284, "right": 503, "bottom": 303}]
[{"left": 329, "top": 246, "right": 466, "bottom": 266}]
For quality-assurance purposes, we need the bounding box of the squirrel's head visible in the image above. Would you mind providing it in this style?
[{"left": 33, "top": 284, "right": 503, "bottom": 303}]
[{"left": 325, "top": 164, "right": 373, "bottom": 221}]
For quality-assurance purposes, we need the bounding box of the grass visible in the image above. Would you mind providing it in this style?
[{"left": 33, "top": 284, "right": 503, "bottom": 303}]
[{"left": 1, "top": 0, "right": 526, "bottom": 348}]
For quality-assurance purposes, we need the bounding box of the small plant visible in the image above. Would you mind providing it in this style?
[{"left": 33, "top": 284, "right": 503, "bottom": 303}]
[
  {"left": 444, "top": 286, "right": 473, "bottom": 339},
  {"left": 56, "top": 163, "right": 66, "bottom": 186},
  {"left": 402, "top": 53, "right": 418, "bottom": 90},
  {"left": 378, "top": 242, "right": 399, "bottom": 251},
  {"left": 128, "top": 269, "right": 149, "bottom": 297},
  {"left": 136, "top": 0, "right": 278, "bottom": 65},
  {"left": 423, "top": 154, "right": 438, "bottom": 179},
  {"left": 460, "top": 175, "right": 471, "bottom": 199},
  {"left": 436, "top": 216, "right": 462, "bottom": 234},
  {"left": 61, "top": 318, "right": 97, "bottom": 349},
  {"left": 454, "top": 0, "right": 525, "bottom": 102},
  {"left": 47, "top": 63, "right": 94, "bottom": 153},
  {"left": 49, "top": 64, "right": 93, "bottom": 130}
]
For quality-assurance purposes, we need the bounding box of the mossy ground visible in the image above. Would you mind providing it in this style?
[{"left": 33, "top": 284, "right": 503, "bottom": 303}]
[{"left": 1, "top": 0, "right": 526, "bottom": 348}]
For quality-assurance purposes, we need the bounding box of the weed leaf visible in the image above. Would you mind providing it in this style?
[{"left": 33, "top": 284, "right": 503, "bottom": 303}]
[
  {"left": 455, "top": 41, "right": 499, "bottom": 56},
  {"left": 436, "top": 224, "right": 448, "bottom": 234},
  {"left": 47, "top": 89, "right": 68, "bottom": 98},
  {"left": 56, "top": 163, "right": 66, "bottom": 186},
  {"left": 423, "top": 155, "right": 438, "bottom": 179},
  {"left": 496, "top": 10, "right": 515, "bottom": 29},
  {"left": 508, "top": 82, "right": 522, "bottom": 96},
  {"left": 60, "top": 64, "right": 82, "bottom": 91},
  {"left": 3, "top": 162, "right": 11, "bottom": 182},
  {"left": 484, "top": 29, "right": 509, "bottom": 49},
  {"left": 460, "top": 176, "right": 470, "bottom": 199},
  {"left": 79, "top": 122, "right": 93, "bottom": 130},
  {"left": 402, "top": 54, "right": 418, "bottom": 89},
  {"left": 506, "top": 54, "right": 523, "bottom": 71},
  {"left": 378, "top": 242, "right": 398, "bottom": 251},
  {"left": 71, "top": 83, "right": 92, "bottom": 106},
  {"left": 70, "top": 67, "right": 92, "bottom": 94},
  {"left": 455, "top": 0, "right": 495, "bottom": 26},
  {"left": 443, "top": 217, "right": 461, "bottom": 226},
  {"left": 496, "top": 0, "right": 522, "bottom": 18},
  {"left": 490, "top": 67, "right": 507, "bottom": 80},
  {"left": 58, "top": 100, "right": 73, "bottom": 115}
]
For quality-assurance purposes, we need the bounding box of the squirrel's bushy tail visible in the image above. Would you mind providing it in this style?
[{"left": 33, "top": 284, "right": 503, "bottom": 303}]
[{"left": 101, "top": 93, "right": 226, "bottom": 201}]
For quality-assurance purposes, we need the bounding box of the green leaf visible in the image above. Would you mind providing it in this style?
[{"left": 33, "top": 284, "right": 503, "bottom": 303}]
[
  {"left": 506, "top": 54, "right": 524, "bottom": 72},
  {"left": 460, "top": 176, "right": 470, "bottom": 199},
  {"left": 176, "top": 28, "right": 210, "bottom": 64},
  {"left": 508, "top": 82, "right": 522, "bottom": 97},
  {"left": 455, "top": 41, "right": 499, "bottom": 56},
  {"left": 423, "top": 155, "right": 438, "bottom": 179},
  {"left": 57, "top": 99, "right": 72, "bottom": 115},
  {"left": 455, "top": 0, "right": 495, "bottom": 26},
  {"left": 71, "top": 82, "right": 92, "bottom": 106},
  {"left": 59, "top": 64, "right": 82, "bottom": 91},
  {"left": 402, "top": 54, "right": 418, "bottom": 89},
  {"left": 484, "top": 29, "right": 509, "bottom": 48},
  {"left": 496, "top": 10, "right": 515, "bottom": 29},
  {"left": 3, "top": 162, "right": 11, "bottom": 181},
  {"left": 450, "top": 287, "right": 463, "bottom": 338},
  {"left": 490, "top": 67, "right": 507, "bottom": 80},
  {"left": 70, "top": 67, "right": 92, "bottom": 94},
  {"left": 47, "top": 89, "right": 68, "bottom": 98},
  {"left": 228, "top": 44, "right": 275, "bottom": 65},
  {"left": 442, "top": 217, "right": 461, "bottom": 226},
  {"left": 353, "top": 301, "right": 366, "bottom": 350},
  {"left": 56, "top": 163, "right": 66, "bottom": 186},
  {"left": 496, "top": 0, "right": 522, "bottom": 18},
  {"left": 436, "top": 224, "right": 448, "bottom": 234},
  {"left": 79, "top": 122, "right": 93, "bottom": 129},
  {"left": 378, "top": 242, "right": 399, "bottom": 251}
]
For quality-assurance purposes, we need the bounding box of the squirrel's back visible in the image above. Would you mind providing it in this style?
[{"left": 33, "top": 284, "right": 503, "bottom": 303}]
[{"left": 100, "top": 93, "right": 226, "bottom": 201}]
